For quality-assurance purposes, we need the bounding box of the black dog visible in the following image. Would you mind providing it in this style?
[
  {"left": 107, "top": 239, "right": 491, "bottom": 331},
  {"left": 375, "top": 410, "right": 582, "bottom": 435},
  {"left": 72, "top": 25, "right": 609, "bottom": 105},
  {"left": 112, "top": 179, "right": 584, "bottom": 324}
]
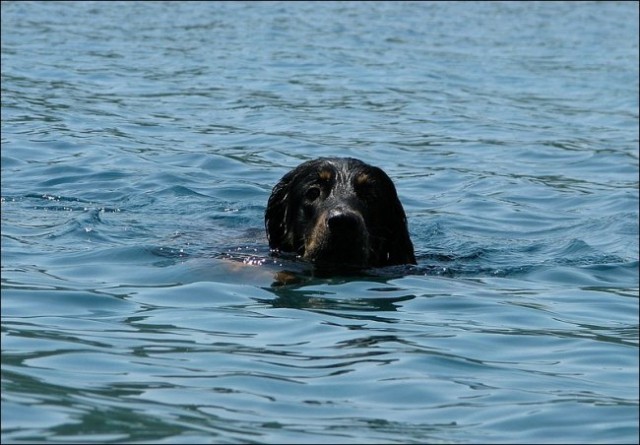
[{"left": 265, "top": 157, "right": 416, "bottom": 270}]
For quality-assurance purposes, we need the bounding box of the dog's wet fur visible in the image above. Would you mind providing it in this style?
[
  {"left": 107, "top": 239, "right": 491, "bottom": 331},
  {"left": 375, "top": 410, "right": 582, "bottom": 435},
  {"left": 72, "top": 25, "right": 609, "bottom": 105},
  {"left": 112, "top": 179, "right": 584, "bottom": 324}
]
[{"left": 265, "top": 157, "right": 415, "bottom": 272}]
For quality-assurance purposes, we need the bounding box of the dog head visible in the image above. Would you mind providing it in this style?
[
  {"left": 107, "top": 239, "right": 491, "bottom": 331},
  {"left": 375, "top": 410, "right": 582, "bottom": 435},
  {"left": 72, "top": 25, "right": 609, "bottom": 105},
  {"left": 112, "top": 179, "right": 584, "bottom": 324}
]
[{"left": 265, "top": 157, "right": 416, "bottom": 269}]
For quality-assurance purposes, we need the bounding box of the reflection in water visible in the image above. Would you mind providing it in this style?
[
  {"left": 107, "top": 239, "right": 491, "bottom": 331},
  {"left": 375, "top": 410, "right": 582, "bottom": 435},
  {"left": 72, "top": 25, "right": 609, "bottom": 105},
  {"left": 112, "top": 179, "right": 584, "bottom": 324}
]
[
  {"left": 254, "top": 262, "right": 417, "bottom": 314},
  {"left": 260, "top": 287, "right": 415, "bottom": 313}
]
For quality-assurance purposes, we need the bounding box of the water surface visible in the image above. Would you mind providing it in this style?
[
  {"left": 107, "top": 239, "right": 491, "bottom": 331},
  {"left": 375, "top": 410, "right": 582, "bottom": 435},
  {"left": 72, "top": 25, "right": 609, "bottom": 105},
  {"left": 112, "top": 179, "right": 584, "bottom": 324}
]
[{"left": 2, "top": 1, "right": 638, "bottom": 443}]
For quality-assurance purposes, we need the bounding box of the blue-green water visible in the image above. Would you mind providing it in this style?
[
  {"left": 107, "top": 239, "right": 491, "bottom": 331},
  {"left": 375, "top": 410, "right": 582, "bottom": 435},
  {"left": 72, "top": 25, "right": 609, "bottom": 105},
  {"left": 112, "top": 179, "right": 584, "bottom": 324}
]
[{"left": 1, "top": 1, "right": 638, "bottom": 443}]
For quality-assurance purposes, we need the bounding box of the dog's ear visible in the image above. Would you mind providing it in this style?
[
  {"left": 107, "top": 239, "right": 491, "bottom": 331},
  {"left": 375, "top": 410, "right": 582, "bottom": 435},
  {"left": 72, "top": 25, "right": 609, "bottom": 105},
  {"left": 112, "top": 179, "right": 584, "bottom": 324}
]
[
  {"left": 384, "top": 198, "right": 416, "bottom": 265},
  {"left": 371, "top": 167, "right": 416, "bottom": 266},
  {"left": 265, "top": 170, "right": 296, "bottom": 251}
]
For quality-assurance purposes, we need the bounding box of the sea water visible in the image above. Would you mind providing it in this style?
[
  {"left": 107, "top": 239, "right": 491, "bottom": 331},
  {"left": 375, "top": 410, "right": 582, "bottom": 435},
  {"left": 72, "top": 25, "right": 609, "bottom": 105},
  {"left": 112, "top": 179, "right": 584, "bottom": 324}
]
[{"left": 2, "top": 2, "right": 638, "bottom": 443}]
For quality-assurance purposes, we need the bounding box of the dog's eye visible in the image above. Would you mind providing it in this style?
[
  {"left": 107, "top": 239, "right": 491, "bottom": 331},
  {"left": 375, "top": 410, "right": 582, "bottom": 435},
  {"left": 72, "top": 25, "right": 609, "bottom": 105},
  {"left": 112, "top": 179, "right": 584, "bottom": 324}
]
[{"left": 305, "top": 187, "right": 321, "bottom": 201}]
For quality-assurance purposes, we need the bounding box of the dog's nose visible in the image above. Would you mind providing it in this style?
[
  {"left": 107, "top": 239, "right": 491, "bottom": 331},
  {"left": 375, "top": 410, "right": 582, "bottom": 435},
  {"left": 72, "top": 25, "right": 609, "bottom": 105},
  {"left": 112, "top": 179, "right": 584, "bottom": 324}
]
[{"left": 327, "top": 210, "right": 362, "bottom": 233}]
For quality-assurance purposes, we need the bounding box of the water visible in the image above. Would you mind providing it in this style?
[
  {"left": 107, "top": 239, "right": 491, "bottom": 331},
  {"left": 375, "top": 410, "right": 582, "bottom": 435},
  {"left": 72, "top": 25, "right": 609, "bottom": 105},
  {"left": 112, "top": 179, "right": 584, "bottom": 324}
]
[{"left": 1, "top": 1, "right": 638, "bottom": 443}]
